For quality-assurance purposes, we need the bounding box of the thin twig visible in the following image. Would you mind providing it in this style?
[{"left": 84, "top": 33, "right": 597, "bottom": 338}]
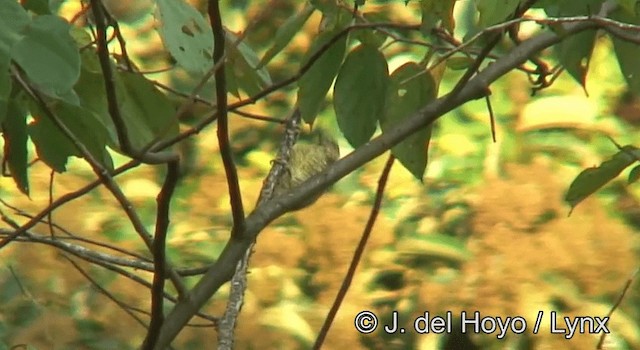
[
  {"left": 597, "top": 267, "right": 640, "bottom": 349},
  {"left": 62, "top": 255, "right": 148, "bottom": 328},
  {"left": 312, "top": 155, "right": 394, "bottom": 349},
  {"left": 0, "top": 160, "right": 139, "bottom": 248},
  {"left": 47, "top": 170, "right": 55, "bottom": 236}
]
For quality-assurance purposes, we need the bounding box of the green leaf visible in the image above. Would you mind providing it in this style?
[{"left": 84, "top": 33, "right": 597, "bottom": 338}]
[
  {"left": 27, "top": 101, "right": 114, "bottom": 171},
  {"left": 11, "top": 15, "right": 80, "bottom": 104},
  {"left": 334, "top": 45, "right": 388, "bottom": 147},
  {"left": 546, "top": 0, "right": 603, "bottom": 89},
  {"left": 629, "top": 164, "right": 640, "bottom": 184},
  {"left": 446, "top": 56, "right": 475, "bottom": 70},
  {"left": 0, "top": 57, "right": 11, "bottom": 125},
  {"left": 225, "top": 32, "right": 272, "bottom": 97},
  {"left": 381, "top": 62, "right": 436, "bottom": 180},
  {"left": 21, "top": 0, "right": 52, "bottom": 14},
  {"left": 296, "top": 29, "right": 348, "bottom": 124},
  {"left": 353, "top": 13, "right": 388, "bottom": 48},
  {"left": 2, "top": 95, "right": 29, "bottom": 195},
  {"left": 0, "top": 0, "right": 30, "bottom": 55},
  {"left": 117, "top": 71, "right": 179, "bottom": 150},
  {"left": 28, "top": 109, "right": 76, "bottom": 172},
  {"left": 554, "top": 30, "right": 596, "bottom": 90},
  {"left": 0, "top": 0, "right": 29, "bottom": 120},
  {"left": 617, "top": 0, "right": 640, "bottom": 16},
  {"left": 565, "top": 146, "right": 637, "bottom": 211},
  {"left": 420, "top": 0, "right": 456, "bottom": 34},
  {"left": 258, "top": 4, "right": 315, "bottom": 69},
  {"left": 156, "top": 0, "right": 213, "bottom": 74},
  {"left": 475, "top": 0, "right": 521, "bottom": 27},
  {"left": 74, "top": 50, "right": 119, "bottom": 147},
  {"left": 611, "top": 9, "right": 640, "bottom": 94}
]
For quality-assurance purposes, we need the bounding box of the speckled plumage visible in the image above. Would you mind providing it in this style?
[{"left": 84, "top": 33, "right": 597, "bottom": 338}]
[{"left": 273, "top": 131, "right": 340, "bottom": 210}]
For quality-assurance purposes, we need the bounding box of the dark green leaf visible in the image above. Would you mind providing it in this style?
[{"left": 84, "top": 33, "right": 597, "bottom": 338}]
[
  {"left": 117, "top": 71, "right": 179, "bottom": 150},
  {"left": 629, "top": 164, "right": 640, "bottom": 184},
  {"left": 617, "top": 0, "right": 640, "bottom": 16},
  {"left": 554, "top": 30, "right": 596, "bottom": 90},
  {"left": 28, "top": 109, "right": 76, "bottom": 172},
  {"left": 297, "top": 29, "right": 348, "bottom": 124},
  {"left": 611, "top": 9, "right": 640, "bottom": 94},
  {"left": 546, "top": 0, "right": 603, "bottom": 89},
  {"left": 0, "top": 0, "right": 30, "bottom": 55},
  {"left": 2, "top": 95, "right": 29, "bottom": 194},
  {"left": 310, "top": 0, "right": 340, "bottom": 14},
  {"left": 381, "top": 62, "right": 436, "bottom": 180},
  {"left": 543, "top": 0, "right": 605, "bottom": 16},
  {"left": 28, "top": 101, "right": 114, "bottom": 171},
  {"left": 156, "top": 0, "right": 214, "bottom": 74},
  {"left": 11, "top": 15, "right": 80, "bottom": 104},
  {"left": 0, "top": 57, "right": 11, "bottom": 125},
  {"left": 420, "top": 0, "right": 456, "bottom": 34},
  {"left": 21, "top": 0, "right": 52, "bottom": 14},
  {"left": 446, "top": 56, "right": 475, "bottom": 70},
  {"left": 74, "top": 50, "right": 119, "bottom": 147},
  {"left": 353, "top": 13, "right": 388, "bottom": 48},
  {"left": 334, "top": 45, "right": 389, "bottom": 147},
  {"left": 0, "top": 0, "right": 27, "bottom": 121},
  {"left": 225, "top": 32, "right": 272, "bottom": 96},
  {"left": 258, "top": 4, "right": 315, "bottom": 69},
  {"left": 565, "top": 146, "right": 638, "bottom": 211},
  {"left": 475, "top": 0, "right": 521, "bottom": 27}
]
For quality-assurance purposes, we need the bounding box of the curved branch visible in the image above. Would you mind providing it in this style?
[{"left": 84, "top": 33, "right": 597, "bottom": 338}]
[{"left": 208, "top": 0, "right": 246, "bottom": 238}]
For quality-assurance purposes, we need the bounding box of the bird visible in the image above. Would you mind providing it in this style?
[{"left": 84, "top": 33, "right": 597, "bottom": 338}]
[{"left": 272, "top": 130, "right": 340, "bottom": 210}]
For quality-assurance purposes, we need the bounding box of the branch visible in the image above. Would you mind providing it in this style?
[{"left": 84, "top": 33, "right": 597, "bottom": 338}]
[
  {"left": 144, "top": 160, "right": 180, "bottom": 349},
  {"left": 208, "top": 0, "right": 246, "bottom": 238},
  {"left": 218, "top": 109, "right": 302, "bottom": 349},
  {"left": 153, "top": 2, "right": 616, "bottom": 347}
]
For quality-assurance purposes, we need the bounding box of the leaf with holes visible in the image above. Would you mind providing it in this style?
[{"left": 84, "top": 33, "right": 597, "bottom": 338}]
[
  {"left": 381, "top": 62, "right": 436, "bottom": 180},
  {"left": 156, "top": 0, "right": 213, "bottom": 74}
]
